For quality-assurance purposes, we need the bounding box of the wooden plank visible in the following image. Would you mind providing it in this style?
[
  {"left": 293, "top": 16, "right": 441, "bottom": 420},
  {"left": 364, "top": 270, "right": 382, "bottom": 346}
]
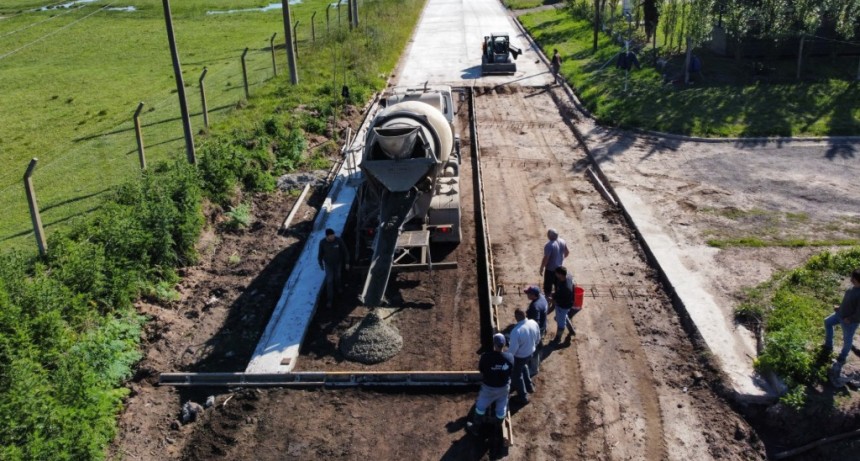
[{"left": 280, "top": 183, "right": 312, "bottom": 232}]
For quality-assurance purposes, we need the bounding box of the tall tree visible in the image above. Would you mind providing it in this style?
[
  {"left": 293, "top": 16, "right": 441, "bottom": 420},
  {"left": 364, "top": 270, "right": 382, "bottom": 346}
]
[
  {"left": 721, "top": 0, "right": 755, "bottom": 60},
  {"left": 683, "top": 0, "right": 714, "bottom": 83}
]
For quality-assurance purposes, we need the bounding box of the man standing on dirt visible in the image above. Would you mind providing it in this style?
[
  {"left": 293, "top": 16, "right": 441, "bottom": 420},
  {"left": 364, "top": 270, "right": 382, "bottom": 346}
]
[
  {"left": 525, "top": 286, "right": 548, "bottom": 377},
  {"left": 508, "top": 308, "right": 540, "bottom": 404},
  {"left": 466, "top": 333, "right": 514, "bottom": 438},
  {"left": 318, "top": 228, "right": 350, "bottom": 308},
  {"left": 539, "top": 228, "right": 570, "bottom": 297},
  {"left": 550, "top": 266, "right": 578, "bottom": 342},
  {"left": 550, "top": 49, "right": 562, "bottom": 85},
  {"left": 824, "top": 268, "right": 860, "bottom": 382}
]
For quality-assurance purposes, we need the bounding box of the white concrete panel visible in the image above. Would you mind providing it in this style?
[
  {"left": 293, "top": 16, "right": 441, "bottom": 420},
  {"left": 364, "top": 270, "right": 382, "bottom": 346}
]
[
  {"left": 397, "top": 0, "right": 552, "bottom": 87},
  {"left": 245, "top": 113, "right": 375, "bottom": 374}
]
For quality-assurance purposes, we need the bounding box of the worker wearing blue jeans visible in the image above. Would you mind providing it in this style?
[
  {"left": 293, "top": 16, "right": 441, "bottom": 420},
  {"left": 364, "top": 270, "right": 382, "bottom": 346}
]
[
  {"left": 824, "top": 269, "right": 860, "bottom": 368},
  {"left": 824, "top": 269, "right": 860, "bottom": 386}
]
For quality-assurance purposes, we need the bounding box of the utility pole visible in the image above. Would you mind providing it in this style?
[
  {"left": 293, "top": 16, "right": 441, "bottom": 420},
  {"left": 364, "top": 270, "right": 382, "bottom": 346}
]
[
  {"left": 161, "top": 0, "right": 196, "bottom": 164},
  {"left": 282, "top": 0, "right": 298, "bottom": 84}
]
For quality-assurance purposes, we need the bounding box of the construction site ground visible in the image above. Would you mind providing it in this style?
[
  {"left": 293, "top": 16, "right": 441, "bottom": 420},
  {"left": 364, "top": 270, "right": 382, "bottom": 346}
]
[
  {"left": 111, "top": 0, "right": 860, "bottom": 459},
  {"left": 113, "top": 84, "right": 770, "bottom": 460}
]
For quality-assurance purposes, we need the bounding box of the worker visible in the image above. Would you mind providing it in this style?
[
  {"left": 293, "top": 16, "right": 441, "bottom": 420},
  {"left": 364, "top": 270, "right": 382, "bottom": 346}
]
[
  {"left": 318, "top": 228, "right": 350, "bottom": 308},
  {"left": 466, "top": 333, "right": 513, "bottom": 438},
  {"left": 508, "top": 308, "right": 540, "bottom": 404},
  {"left": 539, "top": 228, "right": 570, "bottom": 297},
  {"left": 824, "top": 268, "right": 860, "bottom": 385},
  {"left": 524, "top": 286, "right": 547, "bottom": 377},
  {"left": 550, "top": 266, "right": 578, "bottom": 342},
  {"left": 550, "top": 49, "right": 562, "bottom": 85}
]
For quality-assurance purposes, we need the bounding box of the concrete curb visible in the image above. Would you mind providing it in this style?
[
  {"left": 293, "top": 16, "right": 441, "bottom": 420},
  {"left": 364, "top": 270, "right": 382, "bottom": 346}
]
[
  {"left": 511, "top": 10, "right": 778, "bottom": 404},
  {"left": 508, "top": 11, "right": 860, "bottom": 145}
]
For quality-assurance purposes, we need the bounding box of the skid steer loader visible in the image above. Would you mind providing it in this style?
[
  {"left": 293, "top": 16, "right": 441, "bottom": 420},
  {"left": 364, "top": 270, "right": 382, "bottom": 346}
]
[{"left": 481, "top": 33, "right": 521, "bottom": 75}]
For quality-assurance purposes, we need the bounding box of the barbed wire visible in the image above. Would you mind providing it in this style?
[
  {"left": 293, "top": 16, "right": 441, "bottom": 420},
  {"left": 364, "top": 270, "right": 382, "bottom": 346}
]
[
  {"left": 0, "top": 0, "right": 68, "bottom": 21},
  {"left": 804, "top": 34, "right": 860, "bottom": 47},
  {"left": 0, "top": 2, "right": 81, "bottom": 39},
  {"left": 0, "top": 2, "right": 116, "bottom": 60}
]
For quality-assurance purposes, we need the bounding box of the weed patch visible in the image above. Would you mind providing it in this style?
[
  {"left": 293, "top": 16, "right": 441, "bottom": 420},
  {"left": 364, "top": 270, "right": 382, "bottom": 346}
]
[{"left": 740, "top": 247, "right": 860, "bottom": 407}]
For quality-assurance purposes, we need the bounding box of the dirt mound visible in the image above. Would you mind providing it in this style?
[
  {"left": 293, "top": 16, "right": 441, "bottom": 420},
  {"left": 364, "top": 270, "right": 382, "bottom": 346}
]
[{"left": 339, "top": 312, "right": 403, "bottom": 364}]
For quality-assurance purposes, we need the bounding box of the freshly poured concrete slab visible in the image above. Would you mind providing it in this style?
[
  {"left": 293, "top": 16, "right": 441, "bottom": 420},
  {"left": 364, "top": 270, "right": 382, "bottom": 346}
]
[
  {"left": 613, "top": 189, "right": 773, "bottom": 400},
  {"left": 397, "top": 0, "right": 553, "bottom": 87},
  {"left": 246, "top": 111, "right": 375, "bottom": 374}
]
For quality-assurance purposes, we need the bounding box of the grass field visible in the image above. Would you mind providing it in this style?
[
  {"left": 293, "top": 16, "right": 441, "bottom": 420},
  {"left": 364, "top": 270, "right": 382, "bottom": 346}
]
[
  {"left": 518, "top": 8, "right": 860, "bottom": 138},
  {"left": 0, "top": 0, "right": 366, "bottom": 251}
]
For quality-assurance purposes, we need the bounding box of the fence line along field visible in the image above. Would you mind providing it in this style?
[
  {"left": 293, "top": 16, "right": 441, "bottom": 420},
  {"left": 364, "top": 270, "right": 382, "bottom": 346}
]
[{"left": 0, "top": 0, "right": 355, "bottom": 251}]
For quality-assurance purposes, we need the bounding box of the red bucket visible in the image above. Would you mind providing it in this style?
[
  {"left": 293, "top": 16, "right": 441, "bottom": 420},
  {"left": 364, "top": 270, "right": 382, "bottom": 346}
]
[{"left": 573, "top": 286, "right": 584, "bottom": 308}]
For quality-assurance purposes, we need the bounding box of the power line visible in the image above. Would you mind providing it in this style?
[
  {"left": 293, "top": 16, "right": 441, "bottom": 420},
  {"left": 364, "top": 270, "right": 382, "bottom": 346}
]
[
  {"left": 0, "top": 3, "right": 81, "bottom": 39},
  {"left": 0, "top": 2, "right": 116, "bottom": 61}
]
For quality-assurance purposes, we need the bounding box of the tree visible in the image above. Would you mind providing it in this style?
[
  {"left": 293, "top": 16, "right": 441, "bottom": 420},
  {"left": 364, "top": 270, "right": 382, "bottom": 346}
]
[
  {"left": 721, "top": 0, "right": 756, "bottom": 60},
  {"left": 643, "top": 0, "right": 659, "bottom": 42},
  {"left": 683, "top": 0, "right": 714, "bottom": 83}
]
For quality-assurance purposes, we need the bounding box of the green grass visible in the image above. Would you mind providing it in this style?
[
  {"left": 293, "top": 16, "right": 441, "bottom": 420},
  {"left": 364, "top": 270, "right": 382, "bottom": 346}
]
[
  {"left": 518, "top": 8, "right": 860, "bottom": 138},
  {"left": 700, "top": 207, "right": 860, "bottom": 249},
  {"left": 739, "top": 248, "right": 860, "bottom": 407},
  {"left": 0, "top": 0, "right": 374, "bottom": 251},
  {"left": 503, "top": 0, "right": 560, "bottom": 10},
  {"left": 707, "top": 237, "right": 860, "bottom": 249},
  {"left": 0, "top": 1, "right": 425, "bottom": 459}
]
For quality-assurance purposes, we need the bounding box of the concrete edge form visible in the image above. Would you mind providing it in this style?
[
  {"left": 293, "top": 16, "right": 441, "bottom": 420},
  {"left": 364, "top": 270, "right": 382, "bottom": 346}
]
[
  {"left": 159, "top": 371, "right": 482, "bottom": 388},
  {"left": 244, "top": 96, "right": 382, "bottom": 374},
  {"left": 510, "top": 13, "right": 777, "bottom": 404}
]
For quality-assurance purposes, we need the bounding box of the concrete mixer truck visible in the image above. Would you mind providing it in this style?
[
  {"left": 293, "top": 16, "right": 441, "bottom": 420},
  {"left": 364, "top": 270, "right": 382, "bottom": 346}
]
[{"left": 356, "top": 85, "right": 462, "bottom": 306}]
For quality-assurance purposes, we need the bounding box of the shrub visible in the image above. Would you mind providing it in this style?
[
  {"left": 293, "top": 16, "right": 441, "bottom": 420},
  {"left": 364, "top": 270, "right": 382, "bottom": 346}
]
[
  {"left": 224, "top": 203, "right": 252, "bottom": 231},
  {"left": 751, "top": 247, "right": 860, "bottom": 407}
]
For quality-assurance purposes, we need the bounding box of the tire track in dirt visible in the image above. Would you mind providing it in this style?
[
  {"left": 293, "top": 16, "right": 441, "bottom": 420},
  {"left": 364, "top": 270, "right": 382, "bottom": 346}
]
[
  {"left": 474, "top": 86, "right": 763, "bottom": 460},
  {"left": 476, "top": 86, "right": 667, "bottom": 460}
]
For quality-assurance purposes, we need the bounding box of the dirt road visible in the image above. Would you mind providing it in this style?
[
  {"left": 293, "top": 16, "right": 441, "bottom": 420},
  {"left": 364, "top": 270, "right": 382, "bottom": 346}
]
[{"left": 474, "top": 85, "right": 762, "bottom": 460}]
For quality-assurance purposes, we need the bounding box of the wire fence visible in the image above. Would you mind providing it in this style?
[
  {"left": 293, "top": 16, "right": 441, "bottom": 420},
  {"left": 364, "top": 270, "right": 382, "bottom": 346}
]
[
  {"left": 0, "top": 0, "right": 382, "bottom": 251},
  {"left": 0, "top": 40, "right": 280, "bottom": 249}
]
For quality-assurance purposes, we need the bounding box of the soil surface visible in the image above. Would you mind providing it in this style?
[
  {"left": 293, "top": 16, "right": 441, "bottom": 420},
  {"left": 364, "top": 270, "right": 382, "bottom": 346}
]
[
  {"left": 111, "top": 85, "right": 771, "bottom": 460},
  {"left": 575, "top": 112, "right": 860, "bottom": 459},
  {"left": 474, "top": 85, "right": 764, "bottom": 460}
]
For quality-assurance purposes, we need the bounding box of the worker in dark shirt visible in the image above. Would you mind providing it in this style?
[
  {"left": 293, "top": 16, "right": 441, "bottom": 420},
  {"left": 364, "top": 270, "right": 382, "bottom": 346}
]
[
  {"left": 466, "top": 333, "right": 514, "bottom": 437},
  {"left": 825, "top": 268, "right": 860, "bottom": 383},
  {"left": 550, "top": 266, "right": 578, "bottom": 342},
  {"left": 525, "top": 285, "right": 548, "bottom": 377},
  {"left": 318, "top": 228, "right": 350, "bottom": 308}
]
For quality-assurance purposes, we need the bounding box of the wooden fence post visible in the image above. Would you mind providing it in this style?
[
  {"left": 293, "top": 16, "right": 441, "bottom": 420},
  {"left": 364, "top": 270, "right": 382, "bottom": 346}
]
[
  {"left": 270, "top": 33, "right": 278, "bottom": 77},
  {"left": 199, "top": 67, "right": 209, "bottom": 130},
  {"left": 23, "top": 158, "right": 47, "bottom": 257},
  {"left": 241, "top": 47, "right": 250, "bottom": 100},
  {"left": 293, "top": 21, "right": 300, "bottom": 58},
  {"left": 326, "top": 4, "right": 331, "bottom": 34},
  {"left": 796, "top": 35, "right": 805, "bottom": 80},
  {"left": 311, "top": 12, "right": 317, "bottom": 42},
  {"left": 133, "top": 102, "right": 146, "bottom": 170}
]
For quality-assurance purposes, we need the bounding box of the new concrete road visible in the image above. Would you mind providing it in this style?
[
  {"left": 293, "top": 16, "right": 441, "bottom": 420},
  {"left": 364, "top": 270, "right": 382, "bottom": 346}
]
[{"left": 396, "top": 0, "right": 552, "bottom": 87}]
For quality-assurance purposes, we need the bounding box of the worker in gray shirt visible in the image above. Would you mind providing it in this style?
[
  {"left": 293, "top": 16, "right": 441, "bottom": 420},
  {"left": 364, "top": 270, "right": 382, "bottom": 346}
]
[
  {"left": 825, "top": 268, "right": 860, "bottom": 382},
  {"left": 539, "top": 228, "right": 570, "bottom": 297},
  {"left": 318, "top": 228, "right": 350, "bottom": 308}
]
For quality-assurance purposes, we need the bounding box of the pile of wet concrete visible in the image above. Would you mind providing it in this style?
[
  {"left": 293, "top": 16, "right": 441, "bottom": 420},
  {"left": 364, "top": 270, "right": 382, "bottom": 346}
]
[{"left": 339, "top": 311, "right": 403, "bottom": 364}]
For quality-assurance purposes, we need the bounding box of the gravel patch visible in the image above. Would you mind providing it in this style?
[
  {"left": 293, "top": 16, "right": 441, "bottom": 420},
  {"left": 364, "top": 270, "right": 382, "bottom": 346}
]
[{"left": 277, "top": 170, "right": 328, "bottom": 191}]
